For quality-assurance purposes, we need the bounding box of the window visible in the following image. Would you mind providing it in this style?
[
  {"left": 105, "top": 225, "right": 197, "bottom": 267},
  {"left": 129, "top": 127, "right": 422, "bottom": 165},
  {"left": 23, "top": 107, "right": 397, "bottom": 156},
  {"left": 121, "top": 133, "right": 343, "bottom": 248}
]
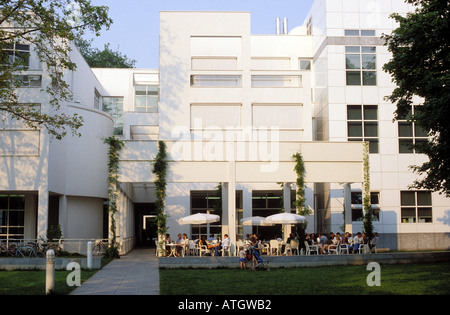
[
  {"left": 1, "top": 43, "right": 30, "bottom": 69},
  {"left": 135, "top": 85, "right": 158, "bottom": 112},
  {"left": 299, "top": 59, "right": 311, "bottom": 71},
  {"left": 94, "top": 89, "right": 101, "bottom": 110},
  {"left": 351, "top": 191, "right": 380, "bottom": 221},
  {"left": 346, "top": 46, "right": 376, "bottom": 86},
  {"left": 401, "top": 191, "right": 432, "bottom": 223},
  {"left": 190, "top": 191, "right": 223, "bottom": 239},
  {"left": 398, "top": 106, "right": 428, "bottom": 153},
  {"left": 251, "top": 75, "right": 302, "bottom": 87},
  {"left": 190, "top": 75, "right": 242, "bottom": 88},
  {"left": 345, "top": 29, "right": 376, "bottom": 36},
  {"left": 252, "top": 191, "right": 295, "bottom": 239},
  {"left": 0, "top": 194, "right": 25, "bottom": 242},
  {"left": 14, "top": 75, "right": 42, "bottom": 87},
  {"left": 347, "top": 105, "right": 379, "bottom": 153},
  {"left": 102, "top": 97, "right": 124, "bottom": 136}
]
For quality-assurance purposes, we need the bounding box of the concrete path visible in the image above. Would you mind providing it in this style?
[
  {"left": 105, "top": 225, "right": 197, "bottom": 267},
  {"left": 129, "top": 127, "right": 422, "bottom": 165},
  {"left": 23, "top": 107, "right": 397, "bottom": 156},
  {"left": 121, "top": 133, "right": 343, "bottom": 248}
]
[{"left": 71, "top": 247, "right": 159, "bottom": 295}]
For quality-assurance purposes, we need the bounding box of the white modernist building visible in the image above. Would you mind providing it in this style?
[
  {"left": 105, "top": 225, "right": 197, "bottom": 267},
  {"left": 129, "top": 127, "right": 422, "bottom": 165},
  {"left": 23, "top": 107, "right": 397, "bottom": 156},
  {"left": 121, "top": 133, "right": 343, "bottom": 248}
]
[{"left": 1, "top": 0, "right": 449, "bottom": 254}]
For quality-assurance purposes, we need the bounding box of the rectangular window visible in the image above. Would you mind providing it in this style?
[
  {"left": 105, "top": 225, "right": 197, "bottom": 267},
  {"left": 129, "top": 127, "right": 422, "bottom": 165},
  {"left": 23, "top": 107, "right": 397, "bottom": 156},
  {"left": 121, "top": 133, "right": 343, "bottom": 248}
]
[
  {"left": 14, "top": 75, "right": 42, "bottom": 87},
  {"left": 190, "top": 191, "right": 223, "bottom": 239},
  {"left": 347, "top": 105, "right": 379, "bottom": 153},
  {"left": 135, "top": 85, "right": 158, "bottom": 112},
  {"left": 299, "top": 59, "right": 311, "bottom": 71},
  {"left": 102, "top": 97, "right": 124, "bottom": 136},
  {"left": 398, "top": 105, "right": 428, "bottom": 153},
  {"left": 346, "top": 46, "right": 376, "bottom": 86},
  {"left": 401, "top": 191, "right": 432, "bottom": 223},
  {"left": 0, "top": 194, "right": 25, "bottom": 242},
  {"left": 251, "top": 75, "right": 302, "bottom": 88},
  {"left": 190, "top": 75, "right": 242, "bottom": 87},
  {"left": 94, "top": 88, "right": 101, "bottom": 110},
  {"left": 1, "top": 43, "right": 30, "bottom": 69},
  {"left": 345, "top": 29, "right": 376, "bottom": 36},
  {"left": 351, "top": 191, "right": 380, "bottom": 221}
]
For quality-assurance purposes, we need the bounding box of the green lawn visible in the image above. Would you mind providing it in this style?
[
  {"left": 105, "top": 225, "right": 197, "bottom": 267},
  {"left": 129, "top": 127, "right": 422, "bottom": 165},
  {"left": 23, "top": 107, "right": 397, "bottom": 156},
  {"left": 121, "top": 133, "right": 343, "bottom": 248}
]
[
  {"left": 0, "top": 269, "right": 98, "bottom": 295},
  {"left": 159, "top": 262, "right": 450, "bottom": 295}
]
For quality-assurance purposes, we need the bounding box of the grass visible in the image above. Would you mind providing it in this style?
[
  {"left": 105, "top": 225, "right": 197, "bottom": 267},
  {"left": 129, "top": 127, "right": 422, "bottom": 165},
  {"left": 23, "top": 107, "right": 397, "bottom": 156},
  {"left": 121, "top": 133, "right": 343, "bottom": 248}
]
[
  {"left": 159, "top": 262, "right": 450, "bottom": 295},
  {"left": 0, "top": 257, "right": 113, "bottom": 295}
]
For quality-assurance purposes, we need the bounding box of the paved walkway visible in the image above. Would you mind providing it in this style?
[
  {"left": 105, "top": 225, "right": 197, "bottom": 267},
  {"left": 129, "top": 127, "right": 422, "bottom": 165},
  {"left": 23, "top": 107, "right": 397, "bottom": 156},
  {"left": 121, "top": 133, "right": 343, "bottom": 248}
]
[{"left": 71, "top": 247, "right": 159, "bottom": 295}]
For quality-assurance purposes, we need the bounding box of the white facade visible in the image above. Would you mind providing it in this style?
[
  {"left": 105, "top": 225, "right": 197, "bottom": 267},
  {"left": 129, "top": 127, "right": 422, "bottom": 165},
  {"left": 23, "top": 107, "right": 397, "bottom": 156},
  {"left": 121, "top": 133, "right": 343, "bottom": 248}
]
[{"left": 1, "top": 0, "right": 449, "bottom": 253}]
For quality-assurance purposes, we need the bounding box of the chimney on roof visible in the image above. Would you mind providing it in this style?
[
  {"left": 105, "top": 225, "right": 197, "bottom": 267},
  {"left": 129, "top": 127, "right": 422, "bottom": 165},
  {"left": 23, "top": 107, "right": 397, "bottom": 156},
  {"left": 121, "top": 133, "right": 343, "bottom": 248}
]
[
  {"left": 276, "top": 17, "right": 281, "bottom": 35},
  {"left": 283, "top": 18, "right": 288, "bottom": 34}
]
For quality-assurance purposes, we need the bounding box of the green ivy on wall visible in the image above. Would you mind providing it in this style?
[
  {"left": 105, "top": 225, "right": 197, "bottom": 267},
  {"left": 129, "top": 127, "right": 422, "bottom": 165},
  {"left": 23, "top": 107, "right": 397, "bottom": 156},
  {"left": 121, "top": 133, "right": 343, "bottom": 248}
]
[
  {"left": 152, "top": 140, "right": 168, "bottom": 238},
  {"left": 362, "top": 141, "right": 374, "bottom": 244},
  {"left": 103, "top": 136, "right": 124, "bottom": 258}
]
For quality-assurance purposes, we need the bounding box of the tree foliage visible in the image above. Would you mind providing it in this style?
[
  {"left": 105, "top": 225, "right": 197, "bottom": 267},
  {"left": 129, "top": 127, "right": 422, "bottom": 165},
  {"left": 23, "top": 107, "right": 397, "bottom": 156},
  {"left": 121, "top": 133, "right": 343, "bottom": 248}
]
[
  {"left": 382, "top": 0, "right": 450, "bottom": 196},
  {"left": 0, "top": 0, "right": 112, "bottom": 139},
  {"left": 75, "top": 37, "right": 135, "bottom": 68}
]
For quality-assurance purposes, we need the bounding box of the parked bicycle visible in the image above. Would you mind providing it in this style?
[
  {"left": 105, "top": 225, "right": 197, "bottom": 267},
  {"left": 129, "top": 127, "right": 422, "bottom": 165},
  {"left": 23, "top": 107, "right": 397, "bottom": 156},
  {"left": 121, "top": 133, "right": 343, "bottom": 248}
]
[{"left": 92, "top": 239, "right": 108, "bottom": 256}]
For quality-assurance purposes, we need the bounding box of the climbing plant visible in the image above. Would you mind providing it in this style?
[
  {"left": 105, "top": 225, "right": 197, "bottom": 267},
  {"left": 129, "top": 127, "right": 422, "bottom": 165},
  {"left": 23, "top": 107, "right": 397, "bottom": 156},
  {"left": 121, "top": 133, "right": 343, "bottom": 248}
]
[
  {"left": 103, "top": 136, "right": 124, "bottom": 258},
  {"left": 362, "top": 141, "right": 374, "bottom": 245},
  {"left": 152, "top": 141, "right": 168, "bottom": 241},
  {"left": 292, "top": 152, "right": 312, "bottom": 250}
]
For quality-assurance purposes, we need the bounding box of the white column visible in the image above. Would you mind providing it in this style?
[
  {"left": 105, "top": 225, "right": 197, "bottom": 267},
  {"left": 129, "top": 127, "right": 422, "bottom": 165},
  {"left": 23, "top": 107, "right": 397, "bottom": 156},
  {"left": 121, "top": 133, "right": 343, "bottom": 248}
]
[
  {"left": 344, "top": 183, "right": 352, "bottom": 234},
  {"left": 227, "top": 161, "right": 236, "bottom": 256},
  {"left": 37, "top": 190, "right": 49, "bottom": 239}
]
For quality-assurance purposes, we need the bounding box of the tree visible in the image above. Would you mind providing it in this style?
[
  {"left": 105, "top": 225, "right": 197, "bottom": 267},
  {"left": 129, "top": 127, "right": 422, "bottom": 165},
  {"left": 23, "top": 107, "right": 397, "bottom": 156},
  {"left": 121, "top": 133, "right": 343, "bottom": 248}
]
[
  {"left": 383, "top": 0, "right": 450, "bottom": 196},
  {"left": 75, "top": 38, "right": 136, "bottom": 68},
  {"left": 0, "top": 0, "right": 112, "bottom": 139}
]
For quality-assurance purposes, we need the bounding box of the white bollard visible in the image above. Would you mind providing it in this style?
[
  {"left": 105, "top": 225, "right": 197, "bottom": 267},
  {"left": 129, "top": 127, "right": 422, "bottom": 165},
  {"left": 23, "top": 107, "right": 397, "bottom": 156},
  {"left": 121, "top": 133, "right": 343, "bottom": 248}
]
[
  {"left": 87, "top": 241, "right": 93, "bottom": 269},
  {"left": 45, "top": 249, "right": 55, "bottom": 294}
]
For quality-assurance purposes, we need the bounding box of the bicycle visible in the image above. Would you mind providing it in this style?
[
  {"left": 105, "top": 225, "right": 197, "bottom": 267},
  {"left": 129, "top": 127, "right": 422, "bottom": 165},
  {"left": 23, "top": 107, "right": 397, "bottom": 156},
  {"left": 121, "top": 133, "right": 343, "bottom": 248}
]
[{"left": 92, "top": 239, "right": 108, "bottom": 256}]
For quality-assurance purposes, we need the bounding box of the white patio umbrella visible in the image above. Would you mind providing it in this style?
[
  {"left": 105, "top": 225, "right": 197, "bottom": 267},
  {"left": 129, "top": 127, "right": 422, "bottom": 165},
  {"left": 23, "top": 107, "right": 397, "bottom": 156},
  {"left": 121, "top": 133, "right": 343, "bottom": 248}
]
[
  {"left": 240, "top": 216, "right": 274, "bottom": 226},
  {"left": 178, "top": 213, "right": 220, "bottom": 225},
  {"left": 265, "top": 213, "right": 306, "bottom": 242},
  {"left": 177, "top": 213, "right": 220, "bottom": 239},
  {"left": 240, "top": 216, "right": 274, "bottom": 234},
  {"left": 265, "top": 213, "right": 306, "bottom": 224}
]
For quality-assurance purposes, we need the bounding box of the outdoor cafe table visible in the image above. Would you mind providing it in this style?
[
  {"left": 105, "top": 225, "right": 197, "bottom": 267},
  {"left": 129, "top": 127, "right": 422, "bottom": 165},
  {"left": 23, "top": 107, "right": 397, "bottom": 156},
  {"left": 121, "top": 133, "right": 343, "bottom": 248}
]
[{"left": 166, "top": 243, "right": 178, "bottom": 257}]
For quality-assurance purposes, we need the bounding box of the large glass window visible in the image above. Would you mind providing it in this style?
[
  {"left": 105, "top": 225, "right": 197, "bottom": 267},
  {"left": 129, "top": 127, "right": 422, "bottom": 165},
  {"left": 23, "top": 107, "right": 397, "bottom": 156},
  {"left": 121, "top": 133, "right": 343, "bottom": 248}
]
[
  {"left": 252, "top": 191, "right": 295, "bottom": 240},
  {"left": 0, "top": 194, "right": 25, "bottom": 242},
  {"left": 346, "top": 46, "right": 376, "bottom": 86},
  {"left": 102, "top": 97, "right": 124, "bottom": 136},
  {"left": 401, "top": 191, "right": 432, "bottom": 223},
  {"left": 135, "top": 85, "right": 158, "bottom": 112},
  {"left": 347, "top": 105, "right": 379, "bottom": 153},
  {"left": 190, "top": 191, "right": 222, "bottom": 240},
  {"left": 398, "top": 105, "right": 429, "bottom": 153}
]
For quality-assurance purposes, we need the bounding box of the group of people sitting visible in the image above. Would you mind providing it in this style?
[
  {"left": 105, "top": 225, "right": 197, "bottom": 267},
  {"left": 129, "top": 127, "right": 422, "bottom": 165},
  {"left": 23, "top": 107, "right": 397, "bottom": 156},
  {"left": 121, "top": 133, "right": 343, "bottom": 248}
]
[
  {"left": 164, "top": 233, "right": 231, "bottom": 257},
  {"left": 306, "top": 231, "right": 379, "bottom": 254}
]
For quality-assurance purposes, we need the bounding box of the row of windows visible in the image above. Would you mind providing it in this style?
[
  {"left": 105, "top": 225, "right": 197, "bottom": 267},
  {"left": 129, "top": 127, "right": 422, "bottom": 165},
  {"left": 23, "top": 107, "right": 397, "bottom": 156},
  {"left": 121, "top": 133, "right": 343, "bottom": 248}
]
[
  {"left": 191, "top": 57, "right": 311, "bottom": 71},
  {"left": 347, "top": 104, "right": 428, "bottom": 154},
  {"left": 190, "top": 190, "right": 434, "bottom": 232},
  {"left": 189, "top": 75, "right": 303, "bottom": 88}
]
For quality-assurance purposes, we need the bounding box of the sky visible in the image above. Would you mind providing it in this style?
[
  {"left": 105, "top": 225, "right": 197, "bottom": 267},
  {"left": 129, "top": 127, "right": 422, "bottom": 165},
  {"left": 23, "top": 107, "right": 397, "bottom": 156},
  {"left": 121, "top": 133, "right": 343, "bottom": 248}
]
[{"left": 87, "top": 0, "right": 315, "bottom": 69}]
